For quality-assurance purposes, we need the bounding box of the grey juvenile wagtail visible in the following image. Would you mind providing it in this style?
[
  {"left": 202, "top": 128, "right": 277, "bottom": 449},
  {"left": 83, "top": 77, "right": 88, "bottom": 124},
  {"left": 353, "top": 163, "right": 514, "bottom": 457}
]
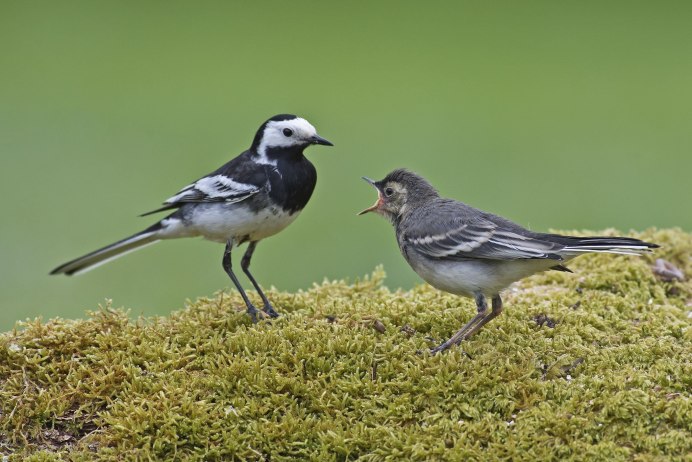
[
  {"left": 359, "top": 169, "right": 658, "bottom": 354},
  {"left": 51, "top": 114, "right": 333, "bottom": 322}
]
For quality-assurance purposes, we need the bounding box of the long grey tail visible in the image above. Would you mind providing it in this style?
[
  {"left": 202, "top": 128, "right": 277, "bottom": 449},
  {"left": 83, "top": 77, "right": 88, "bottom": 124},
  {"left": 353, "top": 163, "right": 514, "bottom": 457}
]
[
  {"left": 559, "top": 235, "right": 659, "bottom": 256},
  {"left": 50, "top": 223, "right": 162, "bottom": 276}
]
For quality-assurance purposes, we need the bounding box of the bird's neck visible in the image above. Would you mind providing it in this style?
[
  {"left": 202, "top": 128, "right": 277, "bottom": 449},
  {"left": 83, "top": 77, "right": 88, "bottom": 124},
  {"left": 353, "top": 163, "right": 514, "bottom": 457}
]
[
  {"left": 264, "top": 154, "right": 317, "bottom": 215},
  {"left": 254, "top": 145, "right": 306, "bottom": 166},
  {"left": 394, "top": 205, "right": 415, "bottom": 227},
  {"left": 394, "top": 195, "right": 436, "bottom": 226}
]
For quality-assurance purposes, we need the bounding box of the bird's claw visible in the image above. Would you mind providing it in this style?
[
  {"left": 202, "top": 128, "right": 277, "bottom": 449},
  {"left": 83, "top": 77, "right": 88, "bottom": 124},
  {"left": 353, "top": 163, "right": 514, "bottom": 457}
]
[
  {"left": 262, "top": 304, "right": 280, "bottom": 318},
  {"left": 246, "top": 305, "right": 260, "bottom": 324},
  {"left": 428, "top": 336, "right": 473, "bottom": 356}
]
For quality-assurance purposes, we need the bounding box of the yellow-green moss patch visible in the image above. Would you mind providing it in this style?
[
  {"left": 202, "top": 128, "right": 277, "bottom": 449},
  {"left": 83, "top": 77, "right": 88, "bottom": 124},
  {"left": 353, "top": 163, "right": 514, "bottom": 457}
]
[{"left": 1, "top": 229, "right": 690, "bottom": 461}]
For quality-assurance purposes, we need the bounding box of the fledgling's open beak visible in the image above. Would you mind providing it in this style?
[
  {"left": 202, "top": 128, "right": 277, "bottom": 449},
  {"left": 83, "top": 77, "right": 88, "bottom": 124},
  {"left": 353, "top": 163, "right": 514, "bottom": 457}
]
[
  {"left": 358, "top": 176, "right": 382, "bottom": 215},
  {"left": 310, "top": 134, "right": 334, "bottom": 146}
]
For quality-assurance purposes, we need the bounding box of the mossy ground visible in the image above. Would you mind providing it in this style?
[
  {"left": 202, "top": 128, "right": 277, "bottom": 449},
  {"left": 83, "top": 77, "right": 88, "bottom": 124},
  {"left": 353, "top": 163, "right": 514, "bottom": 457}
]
[{"left": 1, "top": 229, "right": 690, "bottom": 461}]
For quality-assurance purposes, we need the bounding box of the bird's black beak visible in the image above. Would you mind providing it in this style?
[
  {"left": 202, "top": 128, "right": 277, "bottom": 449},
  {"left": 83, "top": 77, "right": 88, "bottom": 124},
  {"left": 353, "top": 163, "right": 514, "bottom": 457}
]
[
  {"left": 358, "top": 176, "right": 382, "bottom": 215},
  {"left": 362, "top": 176, "right": 376, "bottom": 187},
  {"left": 310, "top": 134, "right": 334, "bottom": 146}
]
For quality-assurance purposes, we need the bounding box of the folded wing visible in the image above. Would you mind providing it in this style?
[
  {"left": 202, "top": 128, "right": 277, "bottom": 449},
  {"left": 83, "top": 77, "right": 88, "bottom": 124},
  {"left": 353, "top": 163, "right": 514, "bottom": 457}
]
[
  {"left": 403, "top": 203, "right": 566, "bottom": 261},
  {"left": 141, "top": 154, "right": 265, "bottom": 216}
]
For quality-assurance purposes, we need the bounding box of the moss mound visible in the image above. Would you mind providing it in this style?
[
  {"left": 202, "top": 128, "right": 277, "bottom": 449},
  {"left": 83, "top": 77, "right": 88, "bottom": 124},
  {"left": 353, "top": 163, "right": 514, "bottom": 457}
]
[{"left": 1, "top": 229, "right": 690, "bottom": 461}]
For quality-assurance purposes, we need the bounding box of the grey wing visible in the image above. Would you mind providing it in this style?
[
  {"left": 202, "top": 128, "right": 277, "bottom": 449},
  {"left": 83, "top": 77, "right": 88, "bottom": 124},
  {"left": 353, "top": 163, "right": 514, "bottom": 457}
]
[{"left": 403, "top": 214, "right": 565, "bottom": 262}]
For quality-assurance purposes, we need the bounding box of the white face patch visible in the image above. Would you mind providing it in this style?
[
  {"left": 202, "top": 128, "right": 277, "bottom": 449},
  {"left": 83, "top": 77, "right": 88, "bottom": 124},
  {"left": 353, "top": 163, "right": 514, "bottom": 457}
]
[{"left": 256, "top": 117, "right": 317, "bottom": 165}]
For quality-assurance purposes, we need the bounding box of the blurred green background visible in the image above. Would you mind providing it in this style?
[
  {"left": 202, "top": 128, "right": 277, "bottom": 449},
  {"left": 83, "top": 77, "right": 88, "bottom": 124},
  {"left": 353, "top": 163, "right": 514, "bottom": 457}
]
[{"left": 1, "top": 1, "right": 690, "bottom": 330}]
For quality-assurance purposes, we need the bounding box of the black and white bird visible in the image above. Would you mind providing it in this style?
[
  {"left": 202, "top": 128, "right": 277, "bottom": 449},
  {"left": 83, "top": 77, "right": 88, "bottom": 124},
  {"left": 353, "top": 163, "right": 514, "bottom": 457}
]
[
  {"left": 359, "top": 169, "right": 658, "bottom": 354},
  {"left": 51, "top": 114, "right": 333, "bottom": 322}
]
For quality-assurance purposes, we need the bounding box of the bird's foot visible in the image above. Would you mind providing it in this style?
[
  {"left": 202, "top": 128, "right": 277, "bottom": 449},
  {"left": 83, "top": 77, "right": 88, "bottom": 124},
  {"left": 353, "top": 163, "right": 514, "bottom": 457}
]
[
  {"left": 429, "top": 344, "right": 450, "bottom": 355},
  {"left": 429, "top": 337, "right": 469, "bottom": 356},
  {"left": 430, "top": 337, "right": 455, "bottom": 354},
  {"left": 262, "top": 303, "right": 280, "bottom": 319},
  {"left": 415, "top": 344, "right": 450, "bottom": 356},
  {"left": 246, "top": 305, "right": 260, "bottom": 324}
]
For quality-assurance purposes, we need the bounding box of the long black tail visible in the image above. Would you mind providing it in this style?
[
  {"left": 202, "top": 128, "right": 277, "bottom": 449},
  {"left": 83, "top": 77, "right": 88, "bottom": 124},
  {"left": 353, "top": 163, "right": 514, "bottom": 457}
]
[
  {"left": 50, "top": 222, "right": 163, "bottom": 276},
  {"left": 558, "top": 235, "right": 658, "bottom": 256}
]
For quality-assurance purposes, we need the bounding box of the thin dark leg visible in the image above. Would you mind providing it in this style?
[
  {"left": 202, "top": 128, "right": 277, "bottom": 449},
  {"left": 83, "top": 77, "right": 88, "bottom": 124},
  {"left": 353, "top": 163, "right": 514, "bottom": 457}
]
[
  {"left": 462, "top": 294, "right": 503, "bottom": 340},
  {"left": 222, "top": 240, "right": 259, "bottom": 323},
  {"left": 241, "top": 241, "right": 279, "bottom": 318},
  {"left": 431, "top": 293, "right": 488, "bottom": 354}
]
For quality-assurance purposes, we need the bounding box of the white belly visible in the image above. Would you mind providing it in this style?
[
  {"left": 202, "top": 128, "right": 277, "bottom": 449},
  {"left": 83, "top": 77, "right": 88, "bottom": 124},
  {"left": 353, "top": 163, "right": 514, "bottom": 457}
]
[
  {"left": 159, "top": 203, "right": 300, "bottom": 244},
  {"left": 409, "top": 255, "right": 558, "bottom": 297}
]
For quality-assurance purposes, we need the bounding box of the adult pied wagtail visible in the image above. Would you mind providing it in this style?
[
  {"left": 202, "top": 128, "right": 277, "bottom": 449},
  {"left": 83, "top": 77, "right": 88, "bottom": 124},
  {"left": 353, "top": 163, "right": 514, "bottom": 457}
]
[
  {"left": 359, "top": 169, "right": 658, "bottom": 354},
  {"left": 51, "top": 114, "right": 333, "bottom": 322}
]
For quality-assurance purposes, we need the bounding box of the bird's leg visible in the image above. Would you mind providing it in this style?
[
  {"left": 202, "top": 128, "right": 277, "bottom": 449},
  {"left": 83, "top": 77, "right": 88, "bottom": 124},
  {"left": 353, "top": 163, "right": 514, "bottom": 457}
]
[
  {"left": 462, "top": 294, "right": 503, "bottom": 340},
  {"left": 430, "top": 293, "right": 488, "bottom": 354},
  {"left": 241, "top": 241, "right": 279, "bottom": 318},
  {"left": 222, "top": 240, "right": 259, "bottom": 323}
]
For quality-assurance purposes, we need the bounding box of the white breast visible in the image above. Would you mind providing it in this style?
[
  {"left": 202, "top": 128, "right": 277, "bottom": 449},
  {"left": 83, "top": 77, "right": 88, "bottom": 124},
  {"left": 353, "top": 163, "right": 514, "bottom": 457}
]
[
  {"left": 158, "top": 203, "right": 300, "bottom": 244},
  {"left": 408, "top": 254, "right": 558, "bottom": 298}
]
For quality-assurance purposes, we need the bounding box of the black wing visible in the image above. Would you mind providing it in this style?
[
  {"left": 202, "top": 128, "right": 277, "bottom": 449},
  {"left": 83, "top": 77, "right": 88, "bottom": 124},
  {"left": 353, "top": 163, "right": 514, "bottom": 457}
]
[{"left": 142, "top": 151, "right": 266, "bottom": 216}]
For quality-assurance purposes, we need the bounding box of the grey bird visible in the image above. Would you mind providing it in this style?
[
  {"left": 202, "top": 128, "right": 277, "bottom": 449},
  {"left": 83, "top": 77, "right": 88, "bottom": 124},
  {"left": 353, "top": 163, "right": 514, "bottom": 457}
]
[
  {"left": 51, "top": 114, "right": 333, "bottom": 323},
  {"left": 359, "top": 169, "right": 658, "bottom": 354}
]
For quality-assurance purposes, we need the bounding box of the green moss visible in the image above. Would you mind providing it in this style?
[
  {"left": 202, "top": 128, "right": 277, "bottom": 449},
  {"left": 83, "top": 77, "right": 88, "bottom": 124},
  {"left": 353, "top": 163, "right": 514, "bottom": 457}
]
[{"left": 1, "top": 229, "right": 690, "bottom": 461}]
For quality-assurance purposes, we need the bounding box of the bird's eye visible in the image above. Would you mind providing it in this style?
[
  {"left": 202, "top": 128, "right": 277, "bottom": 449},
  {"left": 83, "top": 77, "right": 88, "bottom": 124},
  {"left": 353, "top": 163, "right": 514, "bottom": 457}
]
[
  {"left": 384, "top": 187, "right": 395, "bottom": 197},
  {"left": 283, "top": 128, "right": 293, "bottom": 137}
]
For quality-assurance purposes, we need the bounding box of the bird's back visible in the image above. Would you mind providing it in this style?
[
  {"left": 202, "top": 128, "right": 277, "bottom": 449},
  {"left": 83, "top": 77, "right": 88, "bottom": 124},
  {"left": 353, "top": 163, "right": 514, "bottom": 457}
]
[
  {"left": 398, "top": 197, "right": 539, "bottom": 244},
  {"left": 396, "top": 196, "right": 568, "bottom": 264}
]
